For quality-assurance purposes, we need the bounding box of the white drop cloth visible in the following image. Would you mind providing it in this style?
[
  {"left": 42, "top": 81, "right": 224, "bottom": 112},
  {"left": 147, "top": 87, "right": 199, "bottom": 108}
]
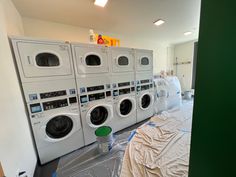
[{"left": 120, "top": 101, "right": 193, "bottom": 177}]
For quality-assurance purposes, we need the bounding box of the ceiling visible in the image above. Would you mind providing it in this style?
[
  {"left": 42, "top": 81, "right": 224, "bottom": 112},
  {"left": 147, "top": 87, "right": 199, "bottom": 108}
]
[{"left": 12, "top": 0, "right": 201, "bottom": 44}]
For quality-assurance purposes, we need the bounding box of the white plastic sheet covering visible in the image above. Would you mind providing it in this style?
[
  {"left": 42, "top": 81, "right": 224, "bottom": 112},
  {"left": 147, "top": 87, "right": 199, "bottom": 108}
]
[
  {"left": 120, "top": 101, "right": 193, "bottom": 177},
  {"left": 154, "top": 76, "right": 182, "bottom": 114},
  {"left": 55, "top": 131, "right": 131, "bottom": 177}
]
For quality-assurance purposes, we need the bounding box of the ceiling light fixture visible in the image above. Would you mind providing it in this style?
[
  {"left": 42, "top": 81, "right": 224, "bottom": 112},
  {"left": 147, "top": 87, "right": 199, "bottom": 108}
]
[
  {"left": 154, "top": 19, "right": 165, "bottom": 26},
  {"left": 94, "top": 0, "right": 108, "bottom": 7},
  {"left": 184, "top": 31, "right": 192, "bottom": 36}
]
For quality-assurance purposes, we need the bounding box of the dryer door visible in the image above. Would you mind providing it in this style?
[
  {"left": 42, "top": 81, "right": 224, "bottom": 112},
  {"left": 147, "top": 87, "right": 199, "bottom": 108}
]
[
  {"left": 135, "top": 49, "right": 153, "bottom": 71},
  {"left": 45, "top": 115, "right": 74, "bottom": 139},
  {"left": 117, "top": 98, "right": 136, "bottom": 117},
  {"left": 86, "top": 105, "right": 112, "bottom": 128},
  {"left": 111, "top": 48, "right": 134, "bottom": 73},
  {"left": 140, "top": 93, "right": 154, "bottom": 110},
  {"left": 73, "top": 44, "right": 109, "bottom": 74},
  {"left": 15, "top": 41, "right": 73, "bottom": 78}
]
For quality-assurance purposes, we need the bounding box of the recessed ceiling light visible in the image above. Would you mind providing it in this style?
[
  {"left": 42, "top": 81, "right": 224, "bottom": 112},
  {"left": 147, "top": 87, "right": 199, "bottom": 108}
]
[
  {"left": 94, "top": 0, "right": 108, "bottom": 7},
  {"left": 184, "top": 31, "right": 192, "bottom": 36},
  {"left": 154, "top": 19, "right": 165, "bottom": 26}
]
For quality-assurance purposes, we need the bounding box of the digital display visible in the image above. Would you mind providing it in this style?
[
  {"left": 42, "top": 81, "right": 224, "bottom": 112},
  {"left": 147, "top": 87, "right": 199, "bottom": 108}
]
[
  {"left": 80, "top": 95, "right": 88, "bottom": 103},
  {"left": 119, "top": 88, "right": 131, "bottom": 95},
  {"left": 150, "top": 84, "right": 153, "bottom": 88},
  {"left": 29, "top": 94, "right": 38, "bottom": 101},
  {"left": 106, "top": 91, "right": 111, "bottom": 97},
  {"left": 87, "top": 85, "right": 104, "bottom": 92},
  {"left": 88, "top": 92, "right": 105, "bottom": 101},
  {"left": 113, "top": 90, "right": 119, "bottom": 96},
  {"left": 141, "top": 85, "right": 150, "bottom": 91},
  {"left": 30, "top": 103, "right": 42, "bottom": 113},
  {"left": 40, "top": 90, "right": 66, "bottom": 99},
  {"left": 43, "top": 99, "right": 68, "bottom": 111},
  {"left": 118, "top": 82, "right": 130, "bottom": 87},
  {"left": 137, "top": 86, "right": 141, "bottom": 92},
  {"left": 140, "top": 79, "right": 150, "bottom": 84},
  {"left": 69, "top": 97, "right": 77, "bottom": 104},
  {"left": 131, "top": 87, "right": 135, "bottom": 92},
  {"left": 69, "top": 89, "right": 76, "bottom": 95}
]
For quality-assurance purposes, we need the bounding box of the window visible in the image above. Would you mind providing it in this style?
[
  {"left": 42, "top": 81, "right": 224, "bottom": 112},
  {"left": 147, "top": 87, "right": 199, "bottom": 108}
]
[
  {"left": 141, "top": 57, "right": 149, "bottom": 65},
  {"left": 36, "top": 53, "right": 60, "bottom": 67},
  {"left": 118, "top": 56, "right": 129, "bottom": 66},
  {"left": 85, "top": 55, "right": 101, "bottom": 66}
]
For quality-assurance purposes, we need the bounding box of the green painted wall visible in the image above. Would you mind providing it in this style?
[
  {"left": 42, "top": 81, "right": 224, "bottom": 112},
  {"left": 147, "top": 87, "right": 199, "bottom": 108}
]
[{"left": 189, "top": 0, "right": 236, "bottom": 177}]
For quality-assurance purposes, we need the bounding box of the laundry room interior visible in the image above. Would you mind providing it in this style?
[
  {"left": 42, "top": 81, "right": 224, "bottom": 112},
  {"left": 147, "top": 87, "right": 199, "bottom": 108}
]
[{"left": 1, "top": 0, "right": 233, "bottom": 177}]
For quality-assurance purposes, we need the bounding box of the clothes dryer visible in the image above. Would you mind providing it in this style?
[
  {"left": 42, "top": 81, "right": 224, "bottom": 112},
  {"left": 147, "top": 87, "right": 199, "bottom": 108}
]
[
  {"left": 10, "top": 36, "right": 74, "bottom": 83},
  {"left": 71, "top": 43, "right": 110, "bottom": 76},
  {"left": 135, "top": 49, "right": 153, "bottom": 72}
]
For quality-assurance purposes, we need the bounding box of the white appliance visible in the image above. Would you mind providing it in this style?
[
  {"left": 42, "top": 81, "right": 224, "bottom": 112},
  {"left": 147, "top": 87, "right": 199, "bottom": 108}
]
[
  {"left": 111, "top": 74, "right": 136, "bottom": 132},
  {"left": 10, "top": 36, "right": 74, "bottom": 83},
  {"left": 71, "top": 43, "right": 110, "bottom": 76},
  {"left": 136, "top": 72, "right": 155, "bottom": 122},
  {"left": 135, "top": 49, "right": 153, "bottom": 72},
  {"left": 10, "top": 37, "right": 84, "bottom": 164},
  {"left": 21, "top": 80, "right": 84, "bottom": 164},
  {"left": 109, "top": 47, "right": 135, "bottom": 73},
  {"left": 77, "top": 75, "right": 113, "bottom": 145}
]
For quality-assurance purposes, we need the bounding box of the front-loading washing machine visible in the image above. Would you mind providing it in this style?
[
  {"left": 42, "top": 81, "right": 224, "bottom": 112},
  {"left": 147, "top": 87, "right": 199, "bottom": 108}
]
[
  {"left": 23, "top": 80, "right": 84, "bottom": 164},
  {"left": 10, "top": 36, "right": 75, "bottom": 83},
  {"left": 77, "top": 75, "right": 113, "bottom": 145},
  {"left": 136, "top": 72, "right": 155, "bottom": 122},
  {"left": 111, "top": 74, "right": 136, "bottom": 132}
]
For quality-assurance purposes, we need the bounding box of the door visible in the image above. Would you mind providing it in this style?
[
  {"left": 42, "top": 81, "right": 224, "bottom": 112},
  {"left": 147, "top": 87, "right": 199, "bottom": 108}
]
[
  {"left": 86, "top": 105, "right": 112, "bottom": 128},
  {"left": 16, "top": 41, "right": 73, "bottom": 78},
  {"left": 135, "top": 49, "right": 153, "bottom": 71},
  {"left": 45, "top": 115, "right": 74, "bottom": 139},
  {"left": 140, "top": 93, "right": 153, "bottom": 110},
  {"left": 73, "top": 44, "right": 109, "bottom": 74},
  {"left": 110, "top": 48, "right": 134, "bottom": 73},
  {"left": 117, "top": 98, "right": 135, "bottom": 117}
]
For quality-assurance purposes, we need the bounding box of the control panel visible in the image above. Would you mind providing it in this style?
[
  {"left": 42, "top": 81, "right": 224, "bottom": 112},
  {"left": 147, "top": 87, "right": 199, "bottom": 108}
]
[
  {"left": 112, "top": 80, "right": 135, "bottom": 97},
  {"left": 136, "top": 79, "right": 153, "bottom": 92}
]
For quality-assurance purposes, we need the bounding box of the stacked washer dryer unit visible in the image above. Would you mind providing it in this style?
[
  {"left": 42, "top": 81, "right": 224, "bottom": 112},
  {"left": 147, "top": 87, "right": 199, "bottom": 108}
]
[
  {"left": 10, "top": 37, "right": 84, "bottom": 164},
  {"left": 71, "top": 43, "right": 114, "bottom": 145},
  {"left": 135, "top": 49, "right": 155, "bottom": 122},
  {"left": 109, "top": 47, "right": 137, "bottom": 132}
]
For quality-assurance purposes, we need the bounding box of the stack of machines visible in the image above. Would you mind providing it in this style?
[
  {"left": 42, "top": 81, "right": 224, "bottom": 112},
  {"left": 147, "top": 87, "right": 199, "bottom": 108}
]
[
  {"left": 109, "top": 47, "right": 137, "bottom": 132},
  {"left": 10, "top": 36, "right": 155, "bottom": 164},
  {"left": 10, "top": 37, "right": 84, "bottom": 164},
  {"left": 71, "top": 43, "right": 114, "bottom": 145}
]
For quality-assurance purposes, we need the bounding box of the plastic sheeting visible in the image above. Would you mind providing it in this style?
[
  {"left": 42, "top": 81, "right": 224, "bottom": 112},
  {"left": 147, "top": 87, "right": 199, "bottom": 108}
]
[
  {"left": 120, "top": 101, "right": 193, "bottom": 177},
  {"left": 154, "top": 76, "right": 182, "bottom": 114},
  {"left": 55, "top": 131, "right": 131, "bottom": 177}
]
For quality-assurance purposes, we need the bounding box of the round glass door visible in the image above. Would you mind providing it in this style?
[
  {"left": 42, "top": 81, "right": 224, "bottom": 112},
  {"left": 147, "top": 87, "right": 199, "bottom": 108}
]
[
  {"left": 90, "top": 106, "right": 108, "bottom": 126},
  {"left": 46, "top": 116, "right": 73, "bottom": 139},
  {"left": 141, "top": 94, "right": 151, "bottom": 109},
  {"left": 120, "top": 99, "right": 132, "bottom": 116}
]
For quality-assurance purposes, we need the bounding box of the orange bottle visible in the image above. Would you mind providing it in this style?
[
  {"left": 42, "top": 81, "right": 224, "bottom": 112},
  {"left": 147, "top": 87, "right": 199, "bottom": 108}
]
[{"left": 97, "top": 34, "right": 104, "bottom": 44}]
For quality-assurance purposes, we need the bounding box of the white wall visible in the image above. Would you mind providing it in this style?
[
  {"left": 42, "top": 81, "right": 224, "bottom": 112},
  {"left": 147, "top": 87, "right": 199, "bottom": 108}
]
[
  {"left": 0, "top": 1, "right": 37, "bottom": 176},
  {"left": 173, "top": 40, "right": 196, "bottom": 91},
  {"left": 22, "top": 17, "right": 170, "bottom": 74}
]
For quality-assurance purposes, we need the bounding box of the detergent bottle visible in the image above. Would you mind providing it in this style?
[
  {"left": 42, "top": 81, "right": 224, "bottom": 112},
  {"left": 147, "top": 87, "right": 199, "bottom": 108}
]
[
  {"left": 89, "top": 29, "right": 96, "bottom": 44},
  {"left": 97, "top": 34, "right": 104, "bottom": 44}
]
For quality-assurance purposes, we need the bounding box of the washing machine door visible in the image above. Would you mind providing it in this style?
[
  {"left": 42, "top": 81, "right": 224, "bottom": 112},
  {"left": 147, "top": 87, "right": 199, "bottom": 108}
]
[
  {"left": 72, "top": 44, "right": 109, "bottom": 74},
  {"left": 117, "top": 98, "right": 136, "bottom": 117},
  {"left": 45, "top": 115, "right": 74, "bottom": 140},
  {"left": 14, "top": 40, "right": 73, "bottom": 78},
  {"left": 139, "top": 93, "right": 154, "bottom": 110},
  {"left": 86, "top": 104, "right": 112, "bottom": 128}
]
